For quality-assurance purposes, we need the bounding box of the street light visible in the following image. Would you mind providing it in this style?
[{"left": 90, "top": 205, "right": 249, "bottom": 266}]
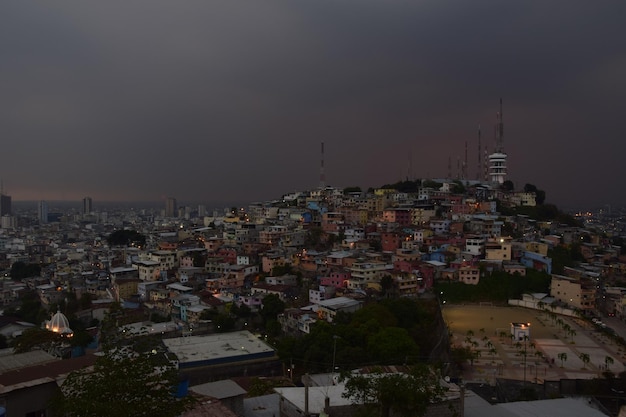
[{"left": 332, "top": 335, "right": 340, "bottom": 384}]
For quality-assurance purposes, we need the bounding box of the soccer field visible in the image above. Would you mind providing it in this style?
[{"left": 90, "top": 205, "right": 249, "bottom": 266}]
[{"left": 443, "top": 305, "right": 556, "bottom": 339}]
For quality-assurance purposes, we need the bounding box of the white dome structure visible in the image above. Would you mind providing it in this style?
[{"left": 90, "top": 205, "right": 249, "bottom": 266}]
[{"left": 46, "top": 309, "right": 73, "bottom": 337}]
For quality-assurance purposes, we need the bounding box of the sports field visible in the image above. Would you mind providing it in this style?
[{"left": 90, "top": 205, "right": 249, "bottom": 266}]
[{"left": 443, "top": 305, "right": 557, "bottom": 339}]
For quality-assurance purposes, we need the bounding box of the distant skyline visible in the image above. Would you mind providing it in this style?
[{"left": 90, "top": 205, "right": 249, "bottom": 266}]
[{"left": 1, "top": 2, "right": 625, "bottom": 209}]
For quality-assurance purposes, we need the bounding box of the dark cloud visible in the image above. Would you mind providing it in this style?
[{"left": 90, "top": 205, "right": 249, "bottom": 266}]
[{"left": 1, "top": 1, "right": 625, "bottom": 208}]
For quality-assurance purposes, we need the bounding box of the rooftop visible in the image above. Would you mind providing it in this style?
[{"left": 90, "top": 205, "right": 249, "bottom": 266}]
[{"left": 163, "top": 331, "right": 275, "bottom": 367}]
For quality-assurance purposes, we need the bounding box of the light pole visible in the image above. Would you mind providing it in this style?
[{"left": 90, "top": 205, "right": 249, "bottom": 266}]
[
  {"left": 524, "top": 336, "right": 528, "bottom": 387},
  {"left": 332, "top": 335, "right": 340, "bottom": 384}
]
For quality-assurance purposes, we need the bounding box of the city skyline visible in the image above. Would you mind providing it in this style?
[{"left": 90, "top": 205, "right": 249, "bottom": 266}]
[{"left": 1, "top": 2, "right": 625, "bottom": 209}]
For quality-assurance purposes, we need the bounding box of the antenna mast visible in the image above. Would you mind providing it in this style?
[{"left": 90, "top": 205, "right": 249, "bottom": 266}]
[
  {"left": 495, "top": 98, "right": 504, "bottom": 153},
  {"left": 319, "top": 142, "right": 326, "bottom": 189},
  {"left": 477, "top": 125, "right": 482, "bottom": 181}
]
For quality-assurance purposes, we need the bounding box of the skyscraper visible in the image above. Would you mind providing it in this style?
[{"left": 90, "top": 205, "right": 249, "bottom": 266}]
[
  {"left": 165, "top": 197, "right": 177, "bottom": 217},
  {"left": 83, "top": 197, "right": 93, "bottom": 215},
  {"left": 0, "top": 193, "right": 11, "bottom": 216},
  {"left": 38, "top": 200, "right": 49, "bottom": 224}
]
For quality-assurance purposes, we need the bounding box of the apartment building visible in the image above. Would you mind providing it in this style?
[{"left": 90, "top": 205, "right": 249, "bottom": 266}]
[
  {"left": 347, "top": 261, "right": 394, "bottom": 290},
  {"left": 550, "top": 274, "right": 596, "bottom": 312}
]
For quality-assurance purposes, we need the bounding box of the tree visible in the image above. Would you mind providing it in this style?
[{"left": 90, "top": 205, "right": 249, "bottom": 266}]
[
  {"left": 568, "top": 328, "right": 577, "bottom": 343},
  {"left": 605, "top": 355, "right": 615, "bottom": 371},
  {"left": 343, "top": 186, "right": 362, "bottom": 195},
  {"left": 52, "top": 346, "right": 193, "bottom": 417},
  {"left": 342, "top": 365, "right": 447, "bottom": 417},
  {"left": 106, "top": 229, "right": 146, "bottom": 247},
  {"left": 192, "top": 252, "right": 206, "bottom": 267},
  {"left": 380, "top": 275, "right": 395, "bottom": 298},
  {"left": 52, "top": 310, "right": 194, "bottom": 417},
  {"left": 260, "top": 294, "right": 286, "bottom": 324},
  {"left": 10, "top": 261, "right": 42, "bottom": 279},
  {"left": 523, "top": 183, "right": 538, "bottom": 193},
  {"left": 271, "top": 264, "right": 293, "bottom": 276},
  {"left": 579, "top": 353, "right": 590, "bottom": 369},
  {"left": 12, "top": 327, "right": 63, "bottom": 353},
  {"left": 214, "top": 313, "right": 236, "bottom": 333},
  {"left": 450, "top": 346, "right": 478, "bottom": 368},
  {"left": 501, "top": 180, "right": 515, "bottom": 192},
  {"left": 558, "top": 352, "right": 568, "bottom": 368},
  {"left": 367, "top": 327, "right": 420, "bottom": 365}
]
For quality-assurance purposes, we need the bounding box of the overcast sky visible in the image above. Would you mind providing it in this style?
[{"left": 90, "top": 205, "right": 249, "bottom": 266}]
[{"left": 1, "top": 1, "right": 625, "bottom": 209}]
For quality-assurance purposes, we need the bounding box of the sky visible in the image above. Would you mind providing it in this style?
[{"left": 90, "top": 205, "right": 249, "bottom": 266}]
[{"left": 1, "top": 1, "right": 625, "bottom": 210}]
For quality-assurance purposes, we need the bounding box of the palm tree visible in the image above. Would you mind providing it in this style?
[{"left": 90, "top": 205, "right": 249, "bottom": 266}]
[
  {"left": 605, "top": 356, "right": 615, "bottom": 371},
  {"left": 579, "top": 353, "right": 590, "bottom": 369},
  {"left": 558, "top": 352, "right": 568, "bottom": 368},
  {"left": 568, "top": 328, "right": 577, "bottom": 343},
  {"left": 537, "top": 300, "right": 545, "bottom": 312},
  {"left": 489, "top": 347, "right": 498, "bottom": 358},
  {"left": 549, "top": 312, "right": 557, "bottom": 324}
]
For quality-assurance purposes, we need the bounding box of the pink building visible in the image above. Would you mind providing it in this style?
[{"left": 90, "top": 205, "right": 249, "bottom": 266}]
[
  {"left": 320, "top": 271, "right": 350, "bottom": 288},
  {"left": 381, "top": 232, "right": 402, "bottom": 252}
]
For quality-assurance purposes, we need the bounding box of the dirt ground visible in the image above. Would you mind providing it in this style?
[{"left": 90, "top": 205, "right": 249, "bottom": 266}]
[
  {"left": 443, "top": 305, "right": 555, "bottom": 339},
  {"left": 442, "top": 304, "right": 626, "bottom": 383}
]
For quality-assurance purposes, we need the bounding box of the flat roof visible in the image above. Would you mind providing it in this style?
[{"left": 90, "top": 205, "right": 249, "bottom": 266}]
[
  {"left": 163, "top": 331, "right": 275, "bottom": 367},
  {"left": 0, "top": 350, "right": 57, "bottom": 373},
  {"left": 190, "top": 379, "right": 247, "bottom": 399},
  {"left": 167, "top": 283, "right": 193, "bottom": 292},
  {"left": 274, "top": 384, "right": 353, "bottom": 413},
  {"left": 110, "top": 267, "right": 137, "bottom": 274},
  {"left": 122, "top": 321, "right": 181, "bottom": 336},
  {"left": 318, "top": 296, "right": 361, "bottom": 310},
  {"left": 134, "top": 260, "right": 160, "bottom": 266}
]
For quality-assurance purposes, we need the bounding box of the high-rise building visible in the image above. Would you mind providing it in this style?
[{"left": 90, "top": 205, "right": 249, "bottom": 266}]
[
  {"left": 165, "top": 197, "right": 177, "bottom": 217},
  {"left": 0, "top": 193, "right": 11, "bottom": 216},
  {"left": 38, "top": 200, "right": 49, "bottom": 224},
  {"left": 82, "top": 197, "right": 93, "bottom": 214}
]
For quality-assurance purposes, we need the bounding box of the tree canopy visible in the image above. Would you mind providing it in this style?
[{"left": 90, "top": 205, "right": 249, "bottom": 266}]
[
  {"left": 342, "top": 364, "right": 447, "bottom": 417},
  {"left": 52, "top": 347, "right": 191, "bottom": 417},
  {"left": 52, "top": 308, "right": 194, "bottom": 417},
  {"left": 10, "top": 261, "right": 41, "bottom": 279},
  {"left": 106, "top": 229, "right": 146, "bottom": 247},
  {"left": 276, "top": 299, "right": 441, "bottom": 373},
  {"left": 435, "top": 269, "right": 551, "bottom": 304}
]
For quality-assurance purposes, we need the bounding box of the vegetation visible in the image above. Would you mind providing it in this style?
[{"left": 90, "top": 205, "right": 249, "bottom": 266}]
[
  {"left": 2, "top": 291, "right": 48, "bottom": 324},
  {"left": 435, "top": 269, "right": 551, "bottom": 304},
  {"left": 106, "top": 229, "right": 146, "bottom": 247},
  {"left": 12, "top": 327, "right": 62, "bottom": 353},
  {"left": 343, "top": 186, "right": 362, "bottom": 194},
  {"left": 499, "top": 203, "right": 581, "bottom": 227},
  {"left": 10, "top": 261, "right": 42, "bottom": 279},
  {"left": 379, "top": 179, "right": 422, "bottom": 193},
  {"left": 523, "top": 183, "right": 546, "bottom": 205},
  {"left": 52, "top": 307, "right": 194, "bottom": 417},
  {"left": 341, "top": 364, "right": 447, "bottom": 417},
  {"left": 276, "top": 299, "right": 442, "bottom": 373},
  {"left": 549, "top": 245, "right": 583, "bottom": 275}
]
